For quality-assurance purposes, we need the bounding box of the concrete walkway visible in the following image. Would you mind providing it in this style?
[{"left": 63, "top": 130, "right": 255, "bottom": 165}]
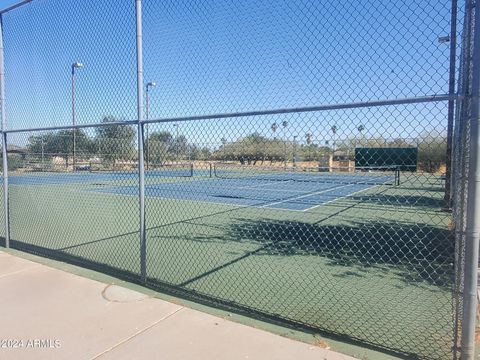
[{"left": 0, "top": 251, "right": 357, "bottom": 360}]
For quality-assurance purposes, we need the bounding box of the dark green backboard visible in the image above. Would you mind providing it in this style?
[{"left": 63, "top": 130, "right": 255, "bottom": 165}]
[{"left": 355, "top": 147, "right": 417, "bottom": 171}]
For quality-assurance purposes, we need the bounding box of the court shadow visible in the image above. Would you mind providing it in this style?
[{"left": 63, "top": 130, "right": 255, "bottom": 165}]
[
  {"left": 400, "top": 186, "right": 444, "bottom": 192},
  {"left": 1, "top": 226, "right": 449, "bottom": 360},
  {"left": 349, "top": 193, "right": 445, "bottom": 209},
  {"left": 226, "top": 218, "right": 454, "bottom": 288},
  {"left": 3, "top": 238, "right": 141, "bottom": 283}
]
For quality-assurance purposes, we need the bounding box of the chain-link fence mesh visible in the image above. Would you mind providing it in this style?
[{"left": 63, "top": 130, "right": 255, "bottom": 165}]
[
  {"left": 2, "top": 0, "right": 137, "bottom": 129},
  {"left": 143, "top": 110, "right": 455, "bottom": 359},
  {"left": 0, "top": 140, "right": 4, "bottom": 247},
  {"left": 142, "top": 0, "right": 452, "bottom": 115},
  {"left": 0, "top": 0, "right": 476, "bottom": 359},
  {"left": 451, "top": 0, "right": 476, "bottom": 355},
  {"left": 6, "top": 126, "right": 142, "bottom": 282}
]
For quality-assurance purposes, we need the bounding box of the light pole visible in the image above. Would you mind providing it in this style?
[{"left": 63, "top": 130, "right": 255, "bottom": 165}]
[
  {"left": 145, "top": 81, "right": 156, "bottom": 170},
  {"left": 71, "top": 61, "right": 84, "bottom": 172}
]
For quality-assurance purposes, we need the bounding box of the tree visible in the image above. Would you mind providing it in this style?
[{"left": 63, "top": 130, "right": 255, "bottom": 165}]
[
  {"left": 387, "top": 138, "right": 412, "bottom": 148},
  {"left": 356, "top": 124, "right": 365, "bottom": 148},
  {"left": 152, "top": 131, "right": 174, "bottom": 144},
  {"left": 188, "top": 145, "right": 212, "bottom": 161},
  {"left": 271, "top": 122, "right": 278, "bottom": 139},
  {"left": 172, "top": 134, "right": 188, "bottom": 161},
  {"left": 282, "top": 121, "right": 289, "bottom": 165},
  {"left": 147, "top": 130, "right": 206, "bottom": 164},
  {"left": 305, "top": 133, "right": 312, "bottom": 145},
  {"left": 27, "top": 129, "right": 93, "bottom": 168},
  {"left": 417, "top": 135, "right": 447, "bottom": 173},
  {"left": 213, "top": 133, "right": 291, "bottom": 165},
  {"left": 200, "top": 147, "right": 212, "bottom": 160},
  {"left": 305, "top": 133, "right": 313, "bottom": 160},
  {"left": 27, "top": 133, "right": 54, "bottom": 159},
  {"left": 147, "top": 131, "right": 172, "bottom": 165},
  {"left": 94, "top": 116, "right": 135, "bottom": 167},
  {"left": 331, "top": 125, "right": 338, "bottom": 152}
]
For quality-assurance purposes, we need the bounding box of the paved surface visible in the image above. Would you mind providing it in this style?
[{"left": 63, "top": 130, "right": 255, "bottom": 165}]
[{"left": 0, "top": 251, "right": 357, "bottom": 360}]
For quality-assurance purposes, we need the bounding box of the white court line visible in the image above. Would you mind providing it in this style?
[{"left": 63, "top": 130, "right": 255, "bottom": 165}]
[
  {"left": 233, "top": 180, "right": 295, "bottom": 190},
  {"left": 153, "top": 178, "right": 319, "bottom": 194},
  {"left": 291, "top": 174, "right": 394, "bottom": 212},
  {"left": 219, "top": 180, "right": 303, "bottom": 192},
  {"left": 81, "top": 185, "right": 309, "bottom": 212},
  {"left": 260, "top": 183, "right": 355, "bottom": 208},
  {"left": 82, "top": 178, "right": 388, "bottom": 213},
  {"left": 302, "top": 184, "right": 383, "bottom": 212},
  {"left": 225, "top": 181, "right": 332, "bottom": 193}
]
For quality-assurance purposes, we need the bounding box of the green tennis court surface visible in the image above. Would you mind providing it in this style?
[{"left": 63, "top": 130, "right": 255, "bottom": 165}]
[{"left": 4, "top": 170, "right": 453, "bottom": 359}]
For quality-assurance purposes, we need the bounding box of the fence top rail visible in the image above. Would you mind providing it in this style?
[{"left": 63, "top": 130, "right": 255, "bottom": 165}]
[
  {"left": 141, "top": 94, "right": 454, "bottom": 125},
  {"left": 1, "top": 94, "right": 455, "bottom": 133},
  {"left": 3, "top": 120, "right": 139, "bottom": 134},
  {"left": 0, "top": 0, "right": 33, "bottom": 15}
]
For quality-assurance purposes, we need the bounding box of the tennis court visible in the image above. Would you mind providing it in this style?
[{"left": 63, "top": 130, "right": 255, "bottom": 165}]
[
  {"left": 1, "top": 0, "right": 469, "bottom": 357},
  {"left": 97, "top": 179, "right": 382, "bottom": 212},
  {"left": 5, "top": 168, "right": 191, "bottom": 185},
  {"left": 8, "top": 166, "right": 398, "bottom": 212},
  {"left": 4, "top": 165, "right": 453, "bottom": 359}
]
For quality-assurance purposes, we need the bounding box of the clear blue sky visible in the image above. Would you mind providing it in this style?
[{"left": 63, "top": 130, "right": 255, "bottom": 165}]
[
  {"left": 1, "top": 0, "right": 454, "bottom": 147},
  {"left": 0, "top": 1, "right": 20, "bottom": 9}
]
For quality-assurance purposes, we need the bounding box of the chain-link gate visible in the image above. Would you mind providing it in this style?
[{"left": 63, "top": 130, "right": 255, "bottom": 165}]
[{"left": 0, "top": 0, "right": 479, "bottom": 359}]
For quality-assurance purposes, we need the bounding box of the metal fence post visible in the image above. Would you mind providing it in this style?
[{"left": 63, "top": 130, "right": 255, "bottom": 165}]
[
  {"left": 1, "top": 132, "right": 8, "bottom": 248},
  {"left": 135, "top": 0, "right": 147, "bottom": 282},
  {"left": 444, "top": 0, "right": 458, "bottom": 209},
  {"left": 0, "top": 15, "right": 9, "bottom": 248},
  {"left": 460, "top": 3, "right": 480, "bottom": 358}
]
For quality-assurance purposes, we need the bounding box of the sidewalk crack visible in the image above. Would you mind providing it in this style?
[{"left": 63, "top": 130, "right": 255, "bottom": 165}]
[{"left": 90, "top": 307, "right": 184, "bottom": 359}]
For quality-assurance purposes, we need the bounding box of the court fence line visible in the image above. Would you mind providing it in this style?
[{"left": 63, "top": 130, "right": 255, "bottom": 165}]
[
  {"left": 0, "top": 0, "right": 477, "bottom": 359},
  {"left": 460, "top": 0, "right": 480, "bottom": 356}
]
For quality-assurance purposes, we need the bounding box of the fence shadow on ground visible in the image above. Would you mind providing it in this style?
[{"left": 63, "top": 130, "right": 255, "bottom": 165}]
[
  {"left": 349, "top": 193, "right": 446, "bottom": 209},
  {"left": 224, "top": 218, "right": 454, "bottom": 288},
  {"left": 0, "top": 213, "right": 454, "bottom": 360}
]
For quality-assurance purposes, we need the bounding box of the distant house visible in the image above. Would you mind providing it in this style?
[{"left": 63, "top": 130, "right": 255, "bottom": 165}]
[
  {"left": 7, "top": 145, "right": 27, "bottom": 158},
  {"left": 332, "top": 150, "right": 350, "bottom": 161}
]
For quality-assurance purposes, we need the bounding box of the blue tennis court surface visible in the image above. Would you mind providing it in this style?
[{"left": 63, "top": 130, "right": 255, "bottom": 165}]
[
  {"left": 92, "top": 178, "right": 381, "bottom": 211},
  {"left": 7, "top": 170, "right": 393, "bottom": 211},
  {"left": 5, "top": 169, "right": 191, "bottom": 186}
]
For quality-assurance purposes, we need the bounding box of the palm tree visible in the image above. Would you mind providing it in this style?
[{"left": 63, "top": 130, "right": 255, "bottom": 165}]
[
  {"left": 220, "top": 137, "right": 227, "bottom": 147},
  {"left": 331, "top": 125, "right": 338, "bottom": 153},
  {"left": 357, "top": 124, "right": 365, "bottom": 148},
  {"left": 305, "top": 133, "right": 312, "bottom": 145},
  {"left": 271, "top": 122, "right": 278, "bottom": 139},
  {"left": 282, "top": 121, "right": 288, "bottom": 167},
  {"left": 305, "top": 133, "right": 312, "bottom": 161}
]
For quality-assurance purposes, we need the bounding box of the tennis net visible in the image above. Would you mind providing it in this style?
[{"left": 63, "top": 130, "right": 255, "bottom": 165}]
[
  {"left": 148, "top": 163, "right": 194, "bottom": 177},
  {"left": 212, "top": 163, "right": 400, "bottom": 186}
]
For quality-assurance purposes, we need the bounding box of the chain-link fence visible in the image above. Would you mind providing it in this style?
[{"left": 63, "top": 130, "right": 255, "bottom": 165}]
[
  {"left": 6, "top": 126, "right": 142, "bottom": 281},
  {"left": 0, "top": 0, "right": 478, "bottom": 359}
]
